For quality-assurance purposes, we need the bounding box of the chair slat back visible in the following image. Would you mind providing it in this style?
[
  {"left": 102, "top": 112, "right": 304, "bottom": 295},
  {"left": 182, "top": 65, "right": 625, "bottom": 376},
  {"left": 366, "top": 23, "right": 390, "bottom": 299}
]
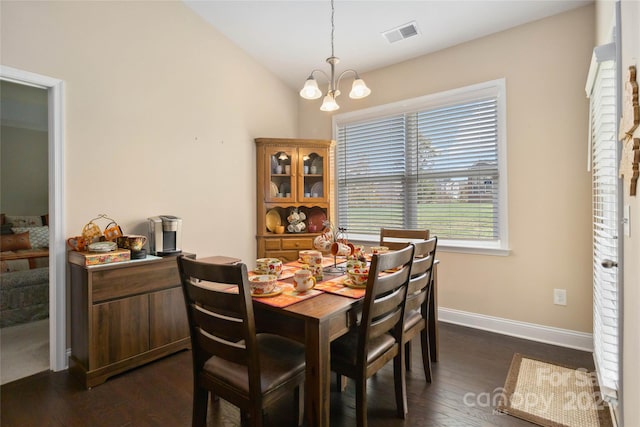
[
  {"left": 178, "top": 257, "right": 259, "bottom": 384},
  {"left": 379, "top": 228, "right": 430, "bottom": 251},
  {"left": 360, "top": 245, "right": 414, "bottom": 348},
  {"left": 405, "top": 237, "right": 438, "bottom": 314}
]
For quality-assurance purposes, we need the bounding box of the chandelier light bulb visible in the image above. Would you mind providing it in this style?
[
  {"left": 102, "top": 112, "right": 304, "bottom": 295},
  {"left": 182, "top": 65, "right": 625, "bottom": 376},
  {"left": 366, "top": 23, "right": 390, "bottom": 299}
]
[
  {"left": 349, "top": 78, "right": 371, "bottom": 99},
  {"left": 300, "top": 77, "right": 322, "bottom": 99},
  {"left": 320, "top": 93, "right": 340, "bottom": 112}
]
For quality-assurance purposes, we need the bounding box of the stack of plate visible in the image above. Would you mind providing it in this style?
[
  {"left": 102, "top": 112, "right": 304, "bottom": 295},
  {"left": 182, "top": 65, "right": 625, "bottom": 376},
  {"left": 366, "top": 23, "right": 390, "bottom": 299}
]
[
  {"left": 88, "top": 241, "right": 117, "bottom": 253},
  {"left": 265, "top": 209, "right": 281, "bottom": 232}
]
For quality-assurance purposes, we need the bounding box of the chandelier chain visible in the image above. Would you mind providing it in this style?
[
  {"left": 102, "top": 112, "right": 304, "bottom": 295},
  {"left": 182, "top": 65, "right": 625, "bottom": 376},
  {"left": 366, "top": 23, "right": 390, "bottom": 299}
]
[{"left": 330, "top": 0, "right": 335, "bottom": 58}]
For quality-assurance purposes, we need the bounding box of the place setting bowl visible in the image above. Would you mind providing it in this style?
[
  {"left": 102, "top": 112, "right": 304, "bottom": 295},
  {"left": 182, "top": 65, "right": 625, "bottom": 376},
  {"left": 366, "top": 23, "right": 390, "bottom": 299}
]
[
  {"left": 248, "top": 274, "right": 282, "bottom": 297},
  {"left": 255, "top": 258, "right": 283, "bottom": 277},
  {"left": 345, "top": 266, "right": 369, "bottom": 289}
]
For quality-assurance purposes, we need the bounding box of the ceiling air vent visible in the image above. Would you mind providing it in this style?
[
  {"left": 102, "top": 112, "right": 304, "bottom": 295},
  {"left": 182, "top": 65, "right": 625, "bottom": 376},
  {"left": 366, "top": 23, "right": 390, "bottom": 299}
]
[{"left": 382, "top": 21, "right": 420, "bottom": 44}]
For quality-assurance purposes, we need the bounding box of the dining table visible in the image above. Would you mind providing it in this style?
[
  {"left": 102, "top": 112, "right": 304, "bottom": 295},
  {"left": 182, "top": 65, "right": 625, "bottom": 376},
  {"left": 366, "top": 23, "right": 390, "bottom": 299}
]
[{"left": 240, "top": 256, "right": 440, "bottom": 427}]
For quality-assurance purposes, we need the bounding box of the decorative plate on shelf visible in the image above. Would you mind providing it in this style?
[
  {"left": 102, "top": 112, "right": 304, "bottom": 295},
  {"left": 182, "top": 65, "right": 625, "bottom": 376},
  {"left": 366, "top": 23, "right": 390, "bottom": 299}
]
[
  {"left": 310, "top": 182, "right": 323, "bottom": 197},
  {"left": 279, "top": 182, "right": 291, "bottom": 195},
  {"left": 265, "top": 209, "right": 281, "bottom": 232},
  {"left": 270, "top": 182, "right": 278, "bottom": 197},
  {"left": 311, "top": 157, "right": 323, "bottom": 172},
  {"left": 307, "top": 207, "right": 327, "bottom": 228}
]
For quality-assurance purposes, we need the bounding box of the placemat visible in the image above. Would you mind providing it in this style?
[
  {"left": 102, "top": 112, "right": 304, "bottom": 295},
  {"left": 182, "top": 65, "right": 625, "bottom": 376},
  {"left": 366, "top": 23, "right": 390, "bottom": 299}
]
[
  {"left": 314, "top": 276, "right": 366, "bottom": 299},
  {"left": 224, "top": 282, "right": 324, "bottom": 308}
]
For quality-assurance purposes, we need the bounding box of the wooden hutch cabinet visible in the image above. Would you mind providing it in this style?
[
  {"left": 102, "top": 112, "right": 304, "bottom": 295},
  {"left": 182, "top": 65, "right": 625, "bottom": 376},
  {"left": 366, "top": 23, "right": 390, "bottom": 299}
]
[
  {"left": 69, "top": 254, "right": 193, "bottom": 388},
  {"left": 255, "top": 137, "right": 334, "bottom": 261}
]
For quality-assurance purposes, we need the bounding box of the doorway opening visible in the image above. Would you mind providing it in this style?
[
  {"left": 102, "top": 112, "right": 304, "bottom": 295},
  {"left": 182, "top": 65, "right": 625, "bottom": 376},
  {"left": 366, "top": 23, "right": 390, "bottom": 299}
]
[
  {"left": 0, "top": 80, "right": 50, "bottom": 384},
  {"left": 0, "top": 66, "right": 66, "bottom": 380}
]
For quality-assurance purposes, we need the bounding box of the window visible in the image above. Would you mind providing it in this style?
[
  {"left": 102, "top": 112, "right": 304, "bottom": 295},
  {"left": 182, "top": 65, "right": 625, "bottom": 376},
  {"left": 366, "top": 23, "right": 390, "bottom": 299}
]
[
  {"left": 587, "top": 53, "right": 618, "bottom": 400},
  {"left": 333, "top": 79, "right": 508, "bottom": 254}
]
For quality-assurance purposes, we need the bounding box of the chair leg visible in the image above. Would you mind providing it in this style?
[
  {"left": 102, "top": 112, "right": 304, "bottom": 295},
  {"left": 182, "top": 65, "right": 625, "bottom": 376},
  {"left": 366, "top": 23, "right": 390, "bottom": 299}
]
[
  {"left": 242, "top": 408, "right": 264, "bottom": 427},
  {"left": 192, "top": 386, "right": 209, "bottom": 427},
  {"left": 355, "top": 376, "right": 368, "bottom": 427},
  {"left": 393, "top": 352, "right": 408, "bottom": 419},
  {"left": 420, "top": 327, "right": 433, "bottom": 383},
  {"left": 405, "top": 341, "right": 412, "bottom": 371},
  {"left": 294, "top": 385, "right": 304, "bottom": 427},
  {"left": 335, "top": 372, "right": 348, "bottom": 392}
]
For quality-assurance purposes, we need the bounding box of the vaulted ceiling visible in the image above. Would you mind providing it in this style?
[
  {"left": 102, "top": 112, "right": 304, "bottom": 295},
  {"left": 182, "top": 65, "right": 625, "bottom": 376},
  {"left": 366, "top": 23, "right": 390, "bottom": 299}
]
[{"left": 185, "top": 0, "right": 592, "bottom": 90}]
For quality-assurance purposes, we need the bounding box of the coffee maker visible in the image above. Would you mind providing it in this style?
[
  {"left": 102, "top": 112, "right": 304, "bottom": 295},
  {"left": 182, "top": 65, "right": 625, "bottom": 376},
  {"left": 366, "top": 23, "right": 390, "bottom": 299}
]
[{"left": 148, "top": 215, "right": 182, "bottom": 256}]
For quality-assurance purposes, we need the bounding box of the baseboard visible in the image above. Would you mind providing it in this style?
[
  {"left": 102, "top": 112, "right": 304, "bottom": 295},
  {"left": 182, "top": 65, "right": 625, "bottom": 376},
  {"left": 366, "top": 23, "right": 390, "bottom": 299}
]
[{"left": 438, "top": 307, "right": 593, "bottom": 352}]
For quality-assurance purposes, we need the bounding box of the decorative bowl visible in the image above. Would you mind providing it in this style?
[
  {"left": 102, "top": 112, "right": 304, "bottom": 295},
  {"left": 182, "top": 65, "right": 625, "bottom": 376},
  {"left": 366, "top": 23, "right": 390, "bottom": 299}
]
[
  {"left": 256, "top": 258, "right": 283, "bottom": 277},
  {"left": 249, "top": 274, "right": 277, "bottom": 295},
  {"left": 347, "top": 267, "right": 369, "bottom": 287}
]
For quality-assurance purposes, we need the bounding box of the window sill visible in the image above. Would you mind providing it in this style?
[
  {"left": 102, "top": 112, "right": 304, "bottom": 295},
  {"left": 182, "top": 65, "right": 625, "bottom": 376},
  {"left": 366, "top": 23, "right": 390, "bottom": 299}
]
[{"left": 349, "top": 235, "right": 511, "bottom": 257}]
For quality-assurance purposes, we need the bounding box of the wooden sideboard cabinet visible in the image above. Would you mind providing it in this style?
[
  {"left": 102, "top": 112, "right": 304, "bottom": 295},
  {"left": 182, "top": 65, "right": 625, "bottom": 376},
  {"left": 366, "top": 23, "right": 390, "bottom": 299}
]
[
  {"left": 255, "top": 137, "right": 334, "bottom": 260},
  {"left": 69, "top": 254, "right": 193, "bottom": 388}
]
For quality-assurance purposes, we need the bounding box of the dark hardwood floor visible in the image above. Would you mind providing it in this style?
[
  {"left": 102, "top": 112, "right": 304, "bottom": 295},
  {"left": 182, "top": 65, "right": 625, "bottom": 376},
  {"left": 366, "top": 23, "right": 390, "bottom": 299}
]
[{"left": 1, "top": 322, "right": 594, "bottom": 426}]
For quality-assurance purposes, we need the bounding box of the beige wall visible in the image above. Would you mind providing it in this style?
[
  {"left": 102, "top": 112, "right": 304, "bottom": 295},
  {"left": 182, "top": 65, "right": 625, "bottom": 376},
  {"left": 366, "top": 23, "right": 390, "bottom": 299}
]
[
  {"left": 0, "top": 126, "right": 49, "bottom": 215},
  {"left": 300, "top": 6, "right": 596, "bottom": 333},
  {"left": 0, "top": 0, "right": 298, "bottom": 262}
]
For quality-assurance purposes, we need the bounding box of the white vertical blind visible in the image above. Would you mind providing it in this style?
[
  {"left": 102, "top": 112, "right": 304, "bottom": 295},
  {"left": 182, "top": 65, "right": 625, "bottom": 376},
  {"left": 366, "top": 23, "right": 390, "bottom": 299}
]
[{"left": 589, "top": 59, "right": 618, "bottom": 399}]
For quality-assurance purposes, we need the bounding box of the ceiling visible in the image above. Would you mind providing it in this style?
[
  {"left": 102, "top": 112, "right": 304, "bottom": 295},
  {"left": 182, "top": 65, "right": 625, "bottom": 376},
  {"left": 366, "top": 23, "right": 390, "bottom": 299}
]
[{"left": 184, "top": 0, "right": 592, "bottom": 91}]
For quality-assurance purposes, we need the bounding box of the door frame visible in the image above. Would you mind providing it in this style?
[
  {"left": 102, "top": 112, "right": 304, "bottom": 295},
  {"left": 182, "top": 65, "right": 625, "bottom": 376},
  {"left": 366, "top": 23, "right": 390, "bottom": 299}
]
[{"left": 0, "top": 65, "right": 66, "bottom": 372}]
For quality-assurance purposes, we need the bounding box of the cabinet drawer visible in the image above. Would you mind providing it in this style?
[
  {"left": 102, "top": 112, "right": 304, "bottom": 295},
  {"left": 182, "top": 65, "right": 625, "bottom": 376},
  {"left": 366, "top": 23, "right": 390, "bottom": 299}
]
[
  {"left": 92, "top": 261, "right": 179, "bottom": 303},
  {"left": 265, "top": 239, "right": 281, "bottom": 250},
  {"left": 282, "top": 238, "right": 314, "bottom": 250}
]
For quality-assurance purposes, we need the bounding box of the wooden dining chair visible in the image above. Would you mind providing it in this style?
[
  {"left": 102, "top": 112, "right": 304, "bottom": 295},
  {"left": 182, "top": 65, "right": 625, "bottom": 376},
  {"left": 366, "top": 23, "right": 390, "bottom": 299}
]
[
  {"left": 402, "top": 237, "right": 438, "bottom": 382},
  {"left": 177, "top": 257, "right": 306, "bottom": 427},
  {"left": 330, "top": 245, "right": 415, "bottom": 427},
  {"left": 379, "top": 228, "right": 430, "bottom": 251}
]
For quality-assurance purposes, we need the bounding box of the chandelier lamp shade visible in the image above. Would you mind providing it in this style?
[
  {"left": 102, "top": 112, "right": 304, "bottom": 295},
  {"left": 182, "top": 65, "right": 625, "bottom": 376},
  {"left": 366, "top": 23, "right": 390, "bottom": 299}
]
[{"left": 299, "top": 0, "right": 371, "bottom": 112}]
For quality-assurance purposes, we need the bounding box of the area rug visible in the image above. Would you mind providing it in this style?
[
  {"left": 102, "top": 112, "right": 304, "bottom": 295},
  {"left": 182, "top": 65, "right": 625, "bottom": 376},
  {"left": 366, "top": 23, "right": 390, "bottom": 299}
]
[{"left": 496, "top": 353, "right": 613, "bottom": 427}]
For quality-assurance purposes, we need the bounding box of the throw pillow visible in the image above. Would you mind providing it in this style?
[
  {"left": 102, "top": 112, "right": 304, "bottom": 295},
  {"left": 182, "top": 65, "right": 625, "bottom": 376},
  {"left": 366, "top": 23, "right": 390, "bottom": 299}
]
[
  {"left": 0, "top": 232, "right": 32, "bottom": 251},
  {"left": 11, "top": 226, "right": 49, "bottom": 248},
  {"left": 5, "top": 215, "right": 43, "bottom": 227},
  {"left": 0, "top": 259, "right": 30, "bottom": 272},
  {"left": 1, "top": 224, "right": 13, "bottom": 235}
]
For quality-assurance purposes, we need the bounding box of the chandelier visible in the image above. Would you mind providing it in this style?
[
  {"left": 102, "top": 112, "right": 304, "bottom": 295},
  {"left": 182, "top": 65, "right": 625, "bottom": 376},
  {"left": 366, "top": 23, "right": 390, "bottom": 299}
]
[{"left": 299, "top": 0, "right": 371, "bottom": 112}]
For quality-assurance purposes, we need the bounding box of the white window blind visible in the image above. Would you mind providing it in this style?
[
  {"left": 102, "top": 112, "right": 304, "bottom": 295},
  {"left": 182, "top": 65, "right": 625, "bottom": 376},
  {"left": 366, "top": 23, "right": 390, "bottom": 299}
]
[
  {"left": 335, "top": 80, "right": 505, "bottom": 250},
  {"left": 588, "top": 58, "right": 618, "bottom": 399}
]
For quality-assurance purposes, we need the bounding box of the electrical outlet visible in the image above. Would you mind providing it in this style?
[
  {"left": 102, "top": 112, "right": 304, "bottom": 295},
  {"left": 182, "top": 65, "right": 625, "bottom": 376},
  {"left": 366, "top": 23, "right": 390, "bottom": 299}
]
[{"left": 554, "top": 289, "right": 567, "bottom": 306}]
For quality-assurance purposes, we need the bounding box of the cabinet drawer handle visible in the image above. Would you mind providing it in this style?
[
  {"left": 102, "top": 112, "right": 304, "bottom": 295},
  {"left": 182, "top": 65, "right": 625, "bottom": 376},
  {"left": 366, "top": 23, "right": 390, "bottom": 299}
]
[{"left": 295, "top": 243, "right": 299, "bottom": 247}]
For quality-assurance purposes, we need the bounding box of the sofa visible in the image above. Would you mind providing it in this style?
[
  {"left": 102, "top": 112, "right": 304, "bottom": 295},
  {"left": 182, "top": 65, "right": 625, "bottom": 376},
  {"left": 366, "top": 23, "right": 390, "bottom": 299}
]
[
  {"left": 0, "top": 267, "right": 49, "bottom": 327},
  {"left": 0, "top": 214, "right": 49, "bottom": 327}
]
